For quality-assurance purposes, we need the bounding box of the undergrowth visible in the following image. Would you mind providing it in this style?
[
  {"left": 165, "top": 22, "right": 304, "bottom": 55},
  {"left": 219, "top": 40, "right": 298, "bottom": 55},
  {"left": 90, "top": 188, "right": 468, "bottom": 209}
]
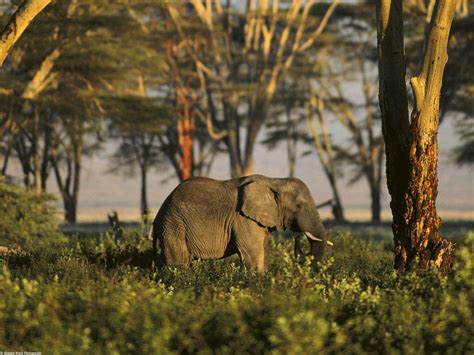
[{"left": 1, "top": 229, "right": 473, "bottom": 354}]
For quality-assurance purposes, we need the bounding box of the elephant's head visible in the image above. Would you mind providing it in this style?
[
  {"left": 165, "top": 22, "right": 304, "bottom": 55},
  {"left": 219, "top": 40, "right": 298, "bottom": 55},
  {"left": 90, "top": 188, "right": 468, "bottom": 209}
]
[{"left": 238, "top": 175, "right": 331, "bottom": 263}]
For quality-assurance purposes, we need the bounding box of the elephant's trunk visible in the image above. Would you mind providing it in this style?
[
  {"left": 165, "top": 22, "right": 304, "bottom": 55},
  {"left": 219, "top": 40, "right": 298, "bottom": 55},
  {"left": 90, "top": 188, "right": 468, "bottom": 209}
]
[{"left": 304, "top": 219, "right": 332, "bottom": 263}]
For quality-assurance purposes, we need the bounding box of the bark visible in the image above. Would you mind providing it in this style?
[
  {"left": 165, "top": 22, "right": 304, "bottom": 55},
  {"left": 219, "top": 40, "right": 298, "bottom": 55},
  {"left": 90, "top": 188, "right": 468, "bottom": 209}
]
[
  {"left": 370, "top": 185, "right": 381, "bottom": 223},
  {"left": 64, "top": 196, "right": 77, "bottom": 224},
  {"left": 376, "top": 0, "right": 456, "bottom": 272},
  {"left": 22, "top": 48, "right": 60, "bottom": 100},
  {"left": 225, "top": 103, "right": 243, "bottom": 178},
  {"left": 176, "top": 116, "right": 194, "bottom": 181},
  {"left": 140, "top": 164, "right": 148, "bottom": 219},
  {"left": 176, "top": 83, "right": 196, "bottom": 181},
  {"left": 328, "top": 174, "right": 345, "bottom": 222},
  {"left": 0, "top": 0, "right": 52, "bottom": 66}
]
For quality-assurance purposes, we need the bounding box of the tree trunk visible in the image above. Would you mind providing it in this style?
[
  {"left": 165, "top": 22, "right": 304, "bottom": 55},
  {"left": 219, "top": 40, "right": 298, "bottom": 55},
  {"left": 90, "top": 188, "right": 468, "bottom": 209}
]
[
  {"left": 50, "top": 133, "right": 82, "bottom": 225},
  {"left": 223, "top": 101, "right": 243, "bottom": 178},
  {"left": 1, "top": 138, "right": 13, "bottom": 175},
  {"left": 376, "top": 0, "right": 457, "bottom": 272},
  {"left": 177, "top": 116, "right": 194, "bottom": 181},
  {"left": 40, "top": 120, "right": 52, "bottom": 191},
  {"left": 140, "top": 164, "right": 148, "bottom": 219},
  {"left": 176, "top": 83, "right": 195, "bottom": 181},
  {"left": 370, "top": 185, "right": 381, "bottom": 223},
  {"left": 64, "top": 196, "right": 76, "bottom": 224},
  {"left": 328, "top": 174, "right": 345, "bottom": 222},
  {"left": 242, "top": 102, "right": 268, "bottom": 177},
  {"left": 70, "top": 138, "right": 81, "bottom": 224},
  {"left": 15, "top": 138, "right": 32, "bottom": 188},
  {"left": 0, "top": 0, "right": 52, "bottom": 66},
  {"left": 33, "top": 109, "right": 42, "bottom": 194},
  {"left": 286, "top": 104, "right": 296, "bottom": 178}
]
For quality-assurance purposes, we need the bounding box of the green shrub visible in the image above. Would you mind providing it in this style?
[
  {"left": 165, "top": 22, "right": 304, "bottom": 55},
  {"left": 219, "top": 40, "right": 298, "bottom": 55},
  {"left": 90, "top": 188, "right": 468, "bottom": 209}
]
[
  {"left": 1, "top": 228, "right": 473, "bottom": 353},
  {"left": 0, "top": 180, "right": 65, "bottom": 251}
]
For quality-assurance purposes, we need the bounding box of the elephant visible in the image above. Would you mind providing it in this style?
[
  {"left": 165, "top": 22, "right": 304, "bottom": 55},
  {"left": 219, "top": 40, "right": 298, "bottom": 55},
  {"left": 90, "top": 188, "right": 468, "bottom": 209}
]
[{"left": 152, "top": 174, "right": 332, "bottom": 272}]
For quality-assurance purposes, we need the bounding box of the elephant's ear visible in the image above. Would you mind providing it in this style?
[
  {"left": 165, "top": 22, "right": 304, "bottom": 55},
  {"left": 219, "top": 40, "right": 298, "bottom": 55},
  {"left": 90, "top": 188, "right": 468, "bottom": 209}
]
[{"left": 238, "top": 179, "right": 281, "bottom": 229}]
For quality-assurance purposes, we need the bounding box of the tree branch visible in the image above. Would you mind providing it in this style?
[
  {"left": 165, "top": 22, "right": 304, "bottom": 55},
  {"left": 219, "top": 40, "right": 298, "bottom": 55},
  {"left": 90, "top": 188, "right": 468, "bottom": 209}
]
[{"left": 0, "top": 0, "right": 52, "bottom": 66}]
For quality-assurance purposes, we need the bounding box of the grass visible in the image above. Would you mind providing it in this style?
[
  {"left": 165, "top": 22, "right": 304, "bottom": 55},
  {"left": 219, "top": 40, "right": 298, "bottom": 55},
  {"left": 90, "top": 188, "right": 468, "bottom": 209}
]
[{"left": 1, "top": 225, "right": 473, "bottom": 354}]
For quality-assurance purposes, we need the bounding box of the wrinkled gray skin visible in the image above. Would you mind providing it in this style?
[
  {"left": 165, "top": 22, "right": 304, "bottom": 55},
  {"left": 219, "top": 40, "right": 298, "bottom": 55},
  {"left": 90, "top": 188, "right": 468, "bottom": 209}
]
[{"left": 152, "top": 174, "right": 328, "bottom": 272}]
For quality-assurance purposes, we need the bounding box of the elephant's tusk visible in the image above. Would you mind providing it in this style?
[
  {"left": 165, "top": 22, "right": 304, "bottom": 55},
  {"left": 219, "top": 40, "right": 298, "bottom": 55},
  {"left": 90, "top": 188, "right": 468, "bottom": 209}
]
[
  {"left": 304, "top": 232, "right": 334, "bottom": 246},
  {"left": 304, "top": 232, "right": 322, "bottom": 242}
]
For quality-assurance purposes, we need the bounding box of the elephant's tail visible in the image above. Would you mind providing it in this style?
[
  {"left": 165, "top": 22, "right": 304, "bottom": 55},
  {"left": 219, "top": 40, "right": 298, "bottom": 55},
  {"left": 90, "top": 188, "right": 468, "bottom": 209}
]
[{"left": 151, "top": 224, "right": 165, "bottom": 270}]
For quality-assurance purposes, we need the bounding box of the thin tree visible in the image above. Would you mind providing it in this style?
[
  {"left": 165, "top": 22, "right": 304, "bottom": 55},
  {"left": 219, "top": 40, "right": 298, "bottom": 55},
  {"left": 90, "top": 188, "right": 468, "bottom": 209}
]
[
  {"left": 305, "top": 89, "right": 345, "bottom": 221},
  {"left": 106, "top": 79, "right": 172, "bottom": 219},
  {"left": 376, "top": 0, "right": 458, "bottom": 271}
]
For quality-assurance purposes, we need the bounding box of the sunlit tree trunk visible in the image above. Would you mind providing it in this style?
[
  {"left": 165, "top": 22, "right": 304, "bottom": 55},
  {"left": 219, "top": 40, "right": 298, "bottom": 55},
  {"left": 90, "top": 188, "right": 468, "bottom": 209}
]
[
  {"left": 376, "top": 0, "right": 457, "bottom": 272},
  {"left": 176, "top": 84, "right": 195, "bottom": 181},
  {"left": 0, "top": 0, "right": 52, "bottom": 66}
]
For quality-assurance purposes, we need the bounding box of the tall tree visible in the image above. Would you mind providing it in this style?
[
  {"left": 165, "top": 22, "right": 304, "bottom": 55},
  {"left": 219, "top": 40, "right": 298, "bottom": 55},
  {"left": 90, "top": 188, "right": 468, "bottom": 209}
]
[
  {"left": 106, "top": 90, "right": 172, "bottom": 219},
  {"left": 166, "top": 0, "right": 339, "bottom": 178},
  {"left": 0, "top": 0, "right": 77, "bottom": 194},
  {"left": 321, "top": 54, "right": 384, "bottom": 222},
  {"left": 305, "top": 88, "right": 345, "bottom": 221},
  {"left": 262, "top": 76, "right": 347, "bottom": 222},
  {"left": 1, "top": 0, "right": 164, "bottom": 222},
  {"left": 376, "top": 0, "right": 458, "bottom": 271}
]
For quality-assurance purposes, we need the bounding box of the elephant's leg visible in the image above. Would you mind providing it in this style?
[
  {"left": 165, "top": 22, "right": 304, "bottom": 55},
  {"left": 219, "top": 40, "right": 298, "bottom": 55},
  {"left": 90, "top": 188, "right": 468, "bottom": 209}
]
[
  {"left": 234, "top": 222, "right": 269, "bottom": 272},
  {"left": 162, "top": 226, "right": 191, "bottom": 267}
]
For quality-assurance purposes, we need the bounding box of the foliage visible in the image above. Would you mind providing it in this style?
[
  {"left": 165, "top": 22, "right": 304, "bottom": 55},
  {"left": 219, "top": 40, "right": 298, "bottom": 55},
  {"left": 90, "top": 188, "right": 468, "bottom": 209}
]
[
  {"left": 1, "top": 227, "right": 473, "bottom": 353},
  {"left": 0, "top": 180, "right": 64, "bottom": 250}
]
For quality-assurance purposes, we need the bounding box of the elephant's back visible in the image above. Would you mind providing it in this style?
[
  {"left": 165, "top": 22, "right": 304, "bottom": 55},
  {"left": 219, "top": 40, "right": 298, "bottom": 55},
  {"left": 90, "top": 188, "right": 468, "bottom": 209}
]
[{"left": 169, "top": 177, "right": 235, "bottom": 213}]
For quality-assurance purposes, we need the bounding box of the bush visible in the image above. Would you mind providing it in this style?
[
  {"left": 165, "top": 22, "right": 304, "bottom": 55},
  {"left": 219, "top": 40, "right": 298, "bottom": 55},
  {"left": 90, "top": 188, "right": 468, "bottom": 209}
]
[
  {"left": 0, "top": 180, "right": 65, "bottom": 251},
  {"left": 1, "top": 228, "right": 473, "bottom": 353}
]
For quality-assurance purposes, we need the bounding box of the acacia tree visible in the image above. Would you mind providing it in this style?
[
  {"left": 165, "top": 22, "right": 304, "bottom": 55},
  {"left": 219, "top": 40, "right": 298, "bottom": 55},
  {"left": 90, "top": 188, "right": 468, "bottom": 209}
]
[
  {"left": 167, "top": 0, "right": 339, "bottom": 178},
  {"left": 321, "top": 56, "right": 384, "bottom": 222},
  {"left": 376, "top": 0, "right": 458, "bottom": 271},
  {"left": 106, "top": 89, "right": 172, "bottom": 219},
  {"left": 305, "top": 88, "right": 345, "bottom": 221},
  {"left": 262, "top": 78, "right": 304, "bottom": 179},
  {"left": 1, "top": 0, "right": 162, "bottom": 223},
  {"left": 0, "top": 0, "right": 52, "bottom": 66},
  {"left": 403, "top": 0, "right": 472, "bottom": 165},
  {"left": 262, "top": 75, "right": 346, "bottom": 221},
  {"left": 0, "top": 0, "right": 77, "bottom": 194}
]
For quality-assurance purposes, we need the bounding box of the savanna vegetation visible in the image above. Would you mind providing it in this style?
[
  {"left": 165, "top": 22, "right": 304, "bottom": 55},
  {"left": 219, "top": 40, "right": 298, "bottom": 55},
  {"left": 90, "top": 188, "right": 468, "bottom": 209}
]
[
  {"left": 0, "top": 181, "right": 473, "bottom": 353},
  {"left": 0, "top": 0, "right": 473, "bottom": 353}
]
